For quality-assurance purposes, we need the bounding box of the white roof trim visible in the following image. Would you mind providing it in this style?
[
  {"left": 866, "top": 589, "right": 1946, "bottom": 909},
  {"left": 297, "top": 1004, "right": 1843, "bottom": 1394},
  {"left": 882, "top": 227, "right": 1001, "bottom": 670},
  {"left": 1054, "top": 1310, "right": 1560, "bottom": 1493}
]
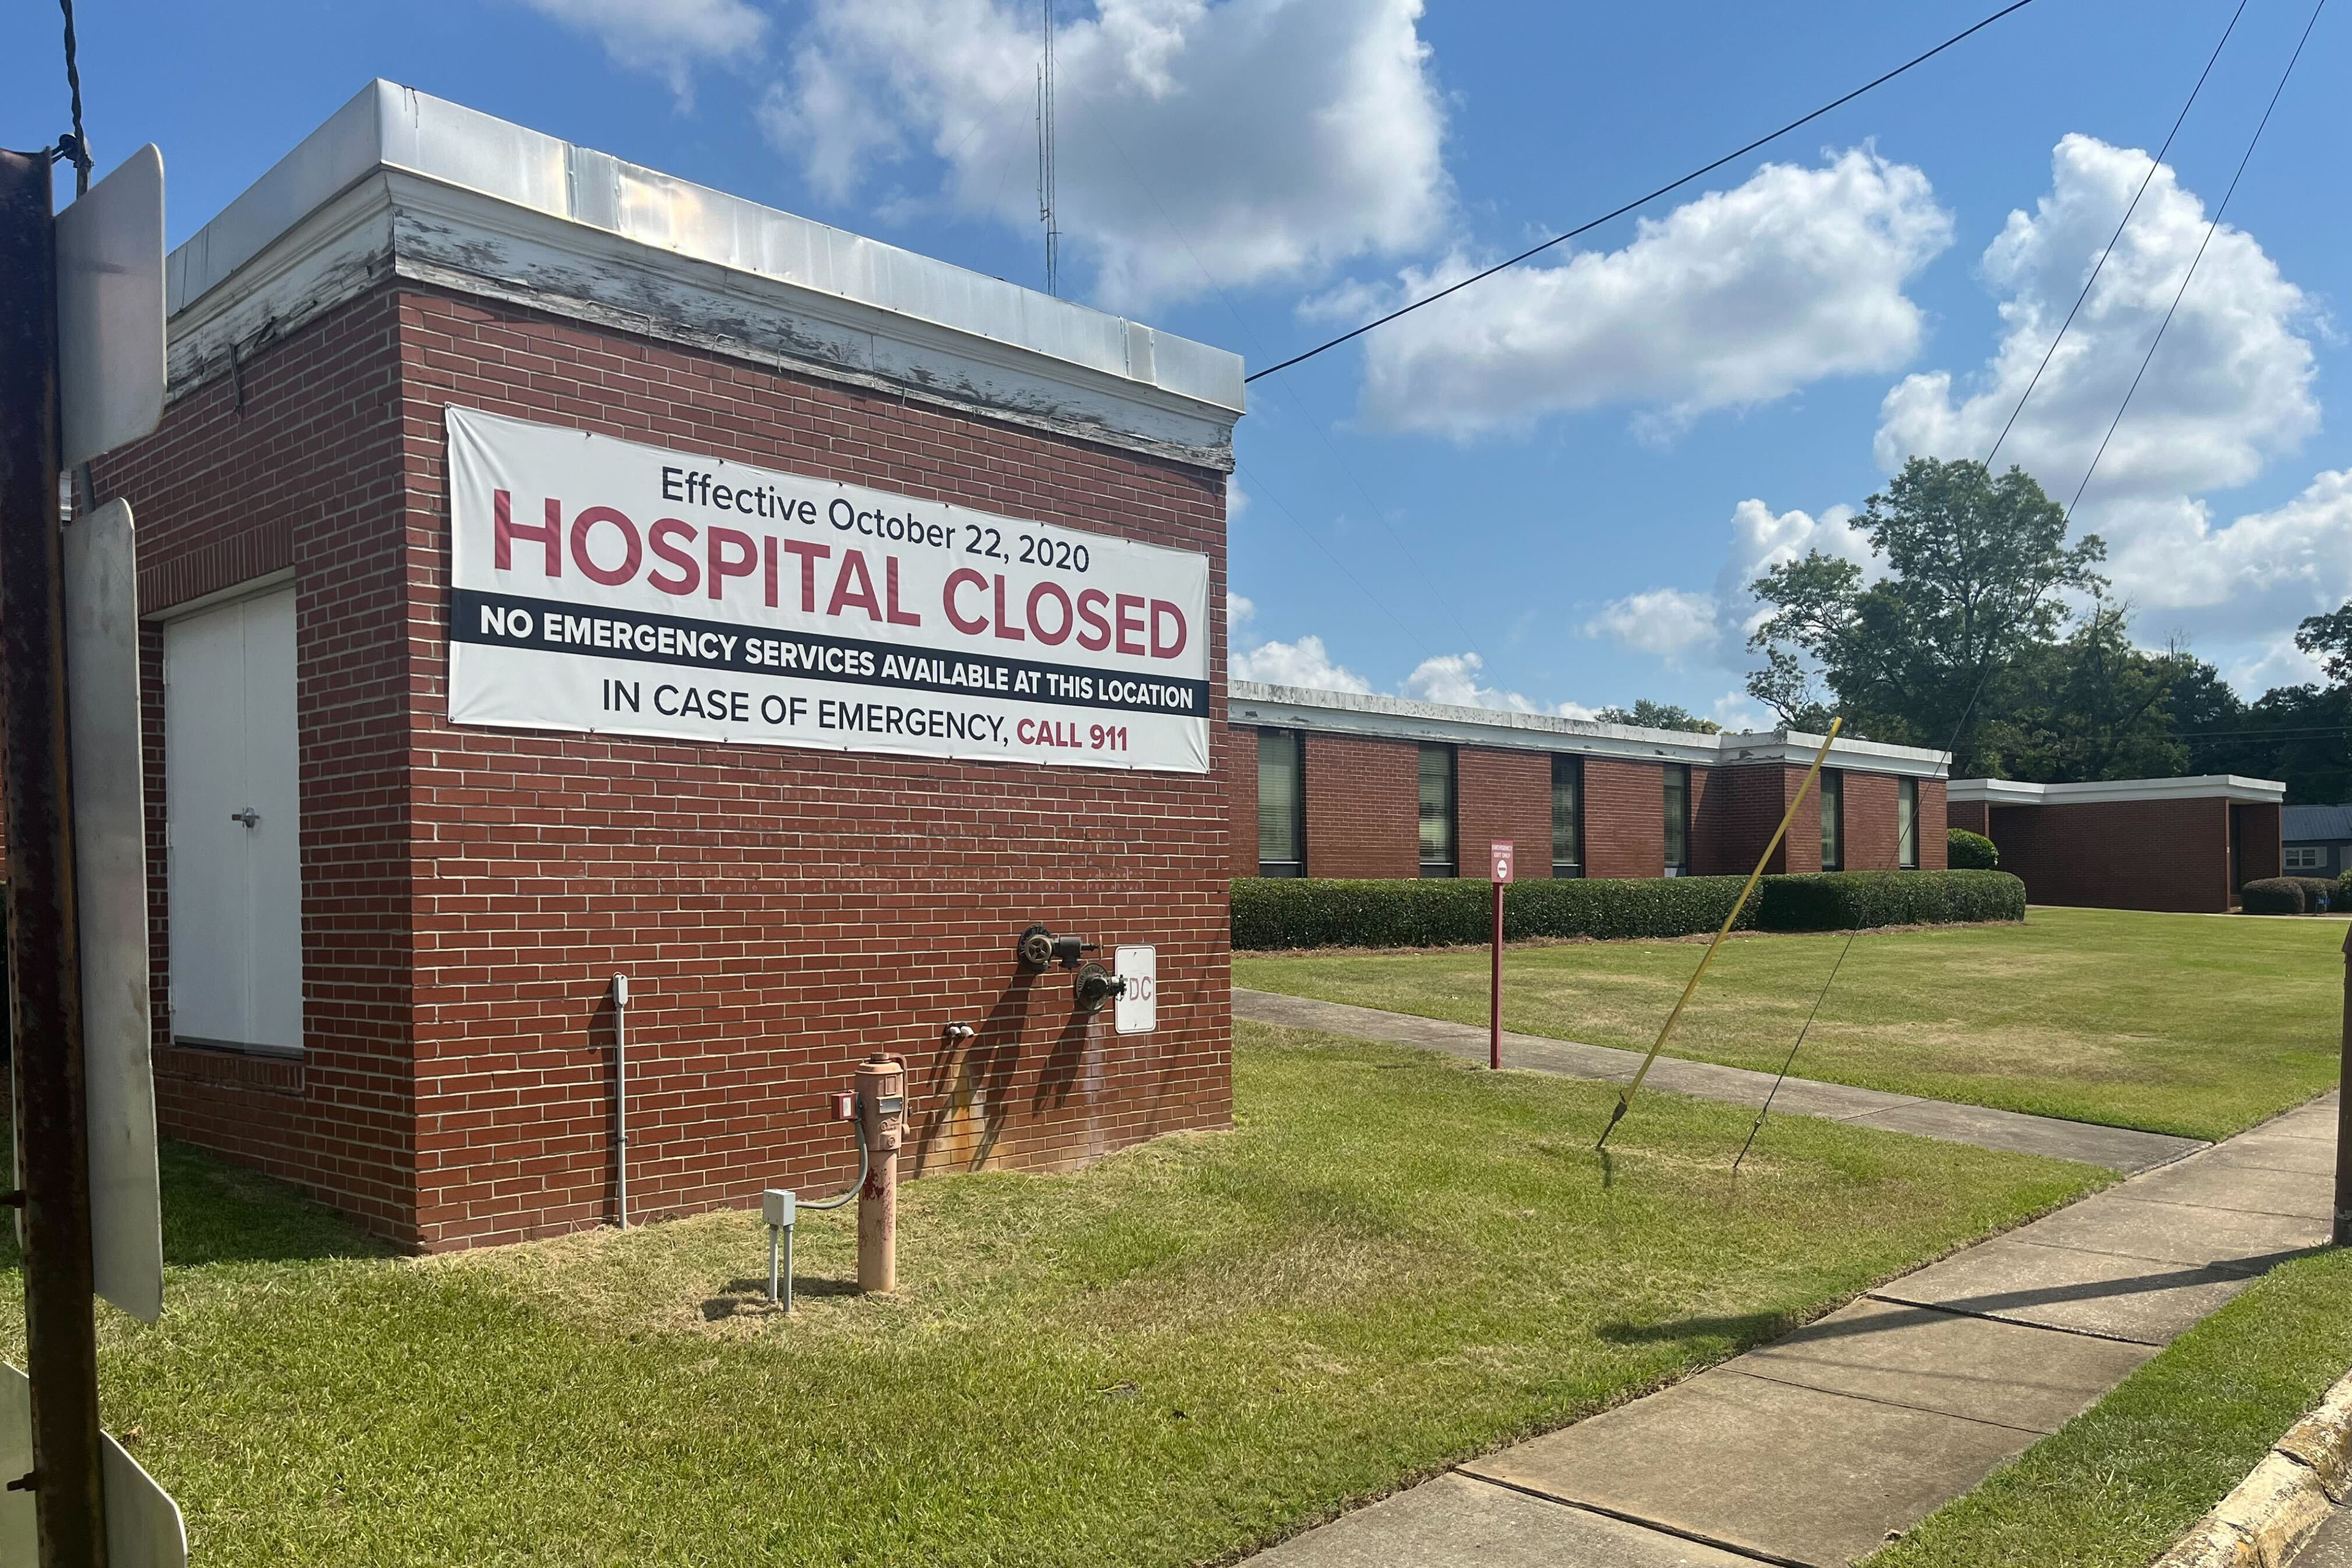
[
  {"left": 1227, "top": 682, "right": 1954, "bottom": 775},
  {"left": 162, "top": 81, "right": 1243, "bottom": 463},
  {"left": 1950, "top": 775, "right": 2285, "bottom": 807}
]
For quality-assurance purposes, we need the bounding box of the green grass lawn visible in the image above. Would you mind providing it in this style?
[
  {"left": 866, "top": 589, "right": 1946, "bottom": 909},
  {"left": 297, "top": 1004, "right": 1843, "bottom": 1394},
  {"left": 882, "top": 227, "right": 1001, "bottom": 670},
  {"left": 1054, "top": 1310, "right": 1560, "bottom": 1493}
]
[
  {"left": 1235, "top": 907, "right": 2348, "bottom": 1142},
  {"left": 1, "top": 1023, "right": 2100, "bottom": 1567},
  {"left": 1872, "top": 1245, "right": 2352, "bottom": 1567}
]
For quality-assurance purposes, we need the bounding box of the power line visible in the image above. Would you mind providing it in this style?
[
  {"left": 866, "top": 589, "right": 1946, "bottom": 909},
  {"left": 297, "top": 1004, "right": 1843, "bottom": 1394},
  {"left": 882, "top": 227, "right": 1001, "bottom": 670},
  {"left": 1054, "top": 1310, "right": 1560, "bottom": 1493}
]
[
  {"left": 2069, "top": 0, "right": 2325, "bottom": 520},
  {"left": 1734, "top": 4, "right": 2329, "bottom": 1171},
  {"left": 1245, "top": 0, "right": 2041, "bottom": 385},
  {"left": 1983, "top": 0, "right": 2246, "bottom": 472},
  {"left": 1085, "top": 117, "right": 1472, "bottom": 656},
  {"left": 59, "top": 0, "right": 92, "bottom": 195}
]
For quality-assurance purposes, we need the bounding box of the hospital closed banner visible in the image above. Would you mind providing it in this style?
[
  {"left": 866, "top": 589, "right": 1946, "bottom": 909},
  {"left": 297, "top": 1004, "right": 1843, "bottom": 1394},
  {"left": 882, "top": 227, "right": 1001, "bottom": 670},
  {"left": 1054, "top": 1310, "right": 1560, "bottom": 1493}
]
[{"left": 445, "top": 407, "right": 1212, "bottom": 772}]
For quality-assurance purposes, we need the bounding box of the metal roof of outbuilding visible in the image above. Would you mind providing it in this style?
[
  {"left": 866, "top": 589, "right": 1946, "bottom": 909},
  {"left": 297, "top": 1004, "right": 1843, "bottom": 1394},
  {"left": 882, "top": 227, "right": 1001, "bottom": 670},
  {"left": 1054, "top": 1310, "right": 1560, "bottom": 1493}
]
[{"left": 2285, "top": 804, "right": 2352, "bottom": 842}]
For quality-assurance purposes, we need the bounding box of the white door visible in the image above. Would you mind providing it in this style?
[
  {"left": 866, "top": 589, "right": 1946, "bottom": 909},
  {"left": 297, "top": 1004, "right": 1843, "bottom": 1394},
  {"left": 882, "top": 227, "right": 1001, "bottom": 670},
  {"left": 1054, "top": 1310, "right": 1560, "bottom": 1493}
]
[{"left": 165, "top": 585, "right": 300, "bottom": 1052}]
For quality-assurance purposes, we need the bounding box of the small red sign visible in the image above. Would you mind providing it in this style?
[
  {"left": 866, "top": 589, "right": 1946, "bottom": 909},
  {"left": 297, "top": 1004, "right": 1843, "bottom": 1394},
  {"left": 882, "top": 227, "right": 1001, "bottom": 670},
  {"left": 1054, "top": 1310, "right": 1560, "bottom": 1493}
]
[{"left": 1491, "top": 841, "right": 1515, "bottom": 884}]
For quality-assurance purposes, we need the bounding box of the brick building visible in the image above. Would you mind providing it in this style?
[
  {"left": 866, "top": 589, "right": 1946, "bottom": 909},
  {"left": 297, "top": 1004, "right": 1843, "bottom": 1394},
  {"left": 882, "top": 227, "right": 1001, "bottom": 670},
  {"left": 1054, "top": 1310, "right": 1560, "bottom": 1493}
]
[
  {"left": 91, "top": 83, "right": 1242, "bottom": 1251},
  {"left": 1948, "top": 776, "right": 2285, "bottom": 913},
  {"left": 1230, "top": 684, "right": 1951, "bottom": 881}
]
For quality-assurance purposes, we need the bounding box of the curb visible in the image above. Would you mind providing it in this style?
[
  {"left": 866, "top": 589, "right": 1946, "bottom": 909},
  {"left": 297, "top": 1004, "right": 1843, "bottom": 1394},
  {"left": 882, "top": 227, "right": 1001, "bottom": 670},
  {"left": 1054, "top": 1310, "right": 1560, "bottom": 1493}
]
[{"left": 2154, "top": 1366, "right": 2352, "bottom": 1568}]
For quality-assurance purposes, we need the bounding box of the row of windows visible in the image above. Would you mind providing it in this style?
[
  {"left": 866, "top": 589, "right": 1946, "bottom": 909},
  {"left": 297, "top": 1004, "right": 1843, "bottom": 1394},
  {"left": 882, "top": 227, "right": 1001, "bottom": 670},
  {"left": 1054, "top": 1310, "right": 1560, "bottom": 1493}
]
[{"left": 1255, "top": 734, "right": 1921, "bottom": 876}]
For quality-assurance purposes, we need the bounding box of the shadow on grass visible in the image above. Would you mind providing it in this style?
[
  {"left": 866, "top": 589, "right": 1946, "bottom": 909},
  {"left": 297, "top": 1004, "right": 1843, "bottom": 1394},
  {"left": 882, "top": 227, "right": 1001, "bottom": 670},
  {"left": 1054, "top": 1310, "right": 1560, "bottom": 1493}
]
[
  {"left": 703, "top": 1276, "right": 862, "bottom": 1319},
  {"left": 1597, "top": 1308, "right": 1798, "bottom": 1348},
  {"left": 0, "top": 1125, "right": 392, "bottom": 1271}
]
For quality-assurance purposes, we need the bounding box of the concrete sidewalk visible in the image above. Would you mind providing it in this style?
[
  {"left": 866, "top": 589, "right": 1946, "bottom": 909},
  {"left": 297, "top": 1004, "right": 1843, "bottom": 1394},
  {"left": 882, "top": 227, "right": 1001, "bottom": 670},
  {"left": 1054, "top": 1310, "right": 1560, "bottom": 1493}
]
[
  {"left": 1247, "top": 1086, "right": 2337, "bottom": 1568},
  {"left": 1237, "top": 988, "right": 2206, "bottom": 1173}
]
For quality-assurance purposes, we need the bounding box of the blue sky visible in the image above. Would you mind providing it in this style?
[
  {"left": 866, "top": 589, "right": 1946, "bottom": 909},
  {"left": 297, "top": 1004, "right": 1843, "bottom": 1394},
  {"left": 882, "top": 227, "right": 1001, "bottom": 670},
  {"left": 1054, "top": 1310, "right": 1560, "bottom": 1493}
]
[{"left": 6, "top": 0, "right": 2345, "bottom": 724}]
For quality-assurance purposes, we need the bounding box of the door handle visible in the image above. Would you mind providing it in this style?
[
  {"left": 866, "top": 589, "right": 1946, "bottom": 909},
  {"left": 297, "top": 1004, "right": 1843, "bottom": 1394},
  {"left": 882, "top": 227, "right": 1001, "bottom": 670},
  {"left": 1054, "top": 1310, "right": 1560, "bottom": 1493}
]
[{"left": 230, "top": 809, "right": 260, "bottom": 828}]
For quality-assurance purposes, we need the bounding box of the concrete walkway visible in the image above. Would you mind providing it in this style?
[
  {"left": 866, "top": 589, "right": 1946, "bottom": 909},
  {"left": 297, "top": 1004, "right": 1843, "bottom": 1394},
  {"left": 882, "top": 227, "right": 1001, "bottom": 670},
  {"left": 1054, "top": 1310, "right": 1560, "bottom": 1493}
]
[
  {"left": 1245, "top": 1067, "right": 2337, "bottom": 1567},
  {"left": 1237, "top": 988, "right": 2208, "bottom": 1173}
]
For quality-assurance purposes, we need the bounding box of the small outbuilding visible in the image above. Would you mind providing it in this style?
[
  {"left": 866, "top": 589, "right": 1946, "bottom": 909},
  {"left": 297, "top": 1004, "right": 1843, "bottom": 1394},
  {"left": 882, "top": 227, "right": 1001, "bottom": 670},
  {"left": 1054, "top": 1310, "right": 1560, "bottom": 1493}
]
[
  {"left": 1947, "top": 775, "right": 2285, "bottom": 913},
  {"left": 92, "top": 83, "right": 1244, "bottom": 1251}
]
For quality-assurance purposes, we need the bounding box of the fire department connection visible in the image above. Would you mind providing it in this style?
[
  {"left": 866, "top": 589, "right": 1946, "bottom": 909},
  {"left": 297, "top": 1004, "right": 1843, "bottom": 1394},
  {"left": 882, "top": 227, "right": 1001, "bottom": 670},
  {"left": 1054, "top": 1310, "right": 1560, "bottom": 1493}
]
[{"left": 737, "top": 927, "right": 1151, "bottom": 1311}]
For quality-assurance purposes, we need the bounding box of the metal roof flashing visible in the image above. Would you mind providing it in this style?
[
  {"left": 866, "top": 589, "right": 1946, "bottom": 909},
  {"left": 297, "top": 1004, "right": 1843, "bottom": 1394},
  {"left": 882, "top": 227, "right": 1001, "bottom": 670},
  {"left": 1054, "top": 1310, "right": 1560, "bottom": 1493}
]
[
  {"left": 1226, "top": 682, "right": 1955, "bottom": 775},
  {"left": 162, "top": 81, "right": 1245, "bottom": 466},
  {"left": 1948, "top": 775, "right": 2286, "bottom": 807}
]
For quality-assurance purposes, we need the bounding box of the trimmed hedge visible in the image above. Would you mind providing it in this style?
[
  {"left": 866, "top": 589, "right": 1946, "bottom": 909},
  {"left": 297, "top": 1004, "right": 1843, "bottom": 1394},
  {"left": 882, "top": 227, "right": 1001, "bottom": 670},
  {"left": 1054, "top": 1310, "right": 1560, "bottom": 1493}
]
[
  {"left": 1755, "top": 870, "right": 2026, "bottom": 931},
  {"left": 1947, "top": 828, "right": 2000, "bottom": 870},
  {"left": 2242, "top": 878, "right": 2305, "bottom": 916},
  {"left": 2291, "top": 876, "right": 2337, "bottom": 911},
  {"left": 1231, "top": 875, "right": 1756, "bottom": 951},
  {"left": 1232, "top": 869, "right": 2026, "bottom": 950}
]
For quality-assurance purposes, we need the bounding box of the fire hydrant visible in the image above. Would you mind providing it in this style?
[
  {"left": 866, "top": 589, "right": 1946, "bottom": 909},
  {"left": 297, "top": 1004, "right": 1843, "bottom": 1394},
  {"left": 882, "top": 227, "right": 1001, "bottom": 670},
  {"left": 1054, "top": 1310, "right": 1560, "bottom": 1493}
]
[{"left": 856, "top": 1055, "right": 908, "bottom": 1293}]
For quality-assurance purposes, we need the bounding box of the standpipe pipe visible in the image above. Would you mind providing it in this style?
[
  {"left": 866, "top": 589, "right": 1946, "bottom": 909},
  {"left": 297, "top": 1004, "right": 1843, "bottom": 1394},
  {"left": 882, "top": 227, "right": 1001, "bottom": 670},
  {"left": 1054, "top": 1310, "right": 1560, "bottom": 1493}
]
[
  {"left": 1597, "top": 720, "right": 1844, "bottom": 1150},
  {"left": 612, "top": 974, "right": 630, "bottom": 1229},
  {"left": 856, "top": 1055, "right": 910, "bottom": 1294}
]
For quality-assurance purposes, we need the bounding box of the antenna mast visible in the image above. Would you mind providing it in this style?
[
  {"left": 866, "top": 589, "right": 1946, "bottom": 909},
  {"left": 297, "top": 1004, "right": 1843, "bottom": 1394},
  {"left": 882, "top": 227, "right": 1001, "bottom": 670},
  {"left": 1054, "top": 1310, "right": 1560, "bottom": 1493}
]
[{"left": 1037, "top": 0, "right": 1059, "bottom": 296}]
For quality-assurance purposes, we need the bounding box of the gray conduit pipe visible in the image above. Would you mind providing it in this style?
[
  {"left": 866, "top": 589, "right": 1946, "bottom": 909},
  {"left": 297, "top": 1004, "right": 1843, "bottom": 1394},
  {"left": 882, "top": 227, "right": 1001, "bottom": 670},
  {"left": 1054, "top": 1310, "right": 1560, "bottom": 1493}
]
[
  {"left": 771, "top": 1121, "right": 869, "bottom": 1310},
  {"left": 612, "top": 974, "right": 630, "bottom": 1229}
]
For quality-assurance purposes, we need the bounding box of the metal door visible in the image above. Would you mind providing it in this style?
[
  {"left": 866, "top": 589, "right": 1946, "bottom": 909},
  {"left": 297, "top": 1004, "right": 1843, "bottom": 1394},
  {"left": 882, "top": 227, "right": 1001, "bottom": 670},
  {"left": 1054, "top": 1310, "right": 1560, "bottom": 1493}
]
[{"left": 164, "top": 585, "right": 300, "bottom": 1052}]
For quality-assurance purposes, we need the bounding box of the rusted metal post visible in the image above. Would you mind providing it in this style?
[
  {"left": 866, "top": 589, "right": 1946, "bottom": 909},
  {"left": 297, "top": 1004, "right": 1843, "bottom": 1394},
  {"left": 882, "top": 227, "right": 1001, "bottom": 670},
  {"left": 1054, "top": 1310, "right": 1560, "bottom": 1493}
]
[
  {"left": 856, "top": 1055, "right": 906, "bottom": 1292},
  {"left": 0, "top": 144, "right": 109, "bottom": 1568},
  {"left": 2334, "top": 923, "right": 2352, "bottom": 1248},
  {"left": 1490, "top": 879, "right": 1502, "bottom": 1071}
]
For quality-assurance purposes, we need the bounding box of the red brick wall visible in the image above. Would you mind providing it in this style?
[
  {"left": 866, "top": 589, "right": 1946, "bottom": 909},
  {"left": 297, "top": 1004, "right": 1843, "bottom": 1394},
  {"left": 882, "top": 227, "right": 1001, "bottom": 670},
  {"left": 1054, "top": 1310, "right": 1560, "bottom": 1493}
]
[
  {"left": 1460, "top": 747, "right": 1551, "bottom": 880},
  {"left": 1228, "top": 725, "right": 1262, "bottom": 878},
  {"left": 1948, "top": 798, "right": 1988, "bottom": 837},
  {"left": 100, "top": 282, "right": 1237, "bottom": 1251},
  {"left": 1920, "top": 779, "right": 1950, "bottom": 869},
  {"left": 1844, "top": 771, "right": 1900, "bottom": 871},
  {"left": 1585, "top": 759, "right": 1665, "bottom": 879},
  {"left": 1987, "top": 797, "right": 2233, "bottom": 911},
  {"left": 2235, "top": 802, "right": 2283, "bottom": 887},
  {"left": 1301, "top": 733, "right": 1419, "bottom": 878},
  {"left": 99, "top": 290, "right": 418, "bottom": 1238}
]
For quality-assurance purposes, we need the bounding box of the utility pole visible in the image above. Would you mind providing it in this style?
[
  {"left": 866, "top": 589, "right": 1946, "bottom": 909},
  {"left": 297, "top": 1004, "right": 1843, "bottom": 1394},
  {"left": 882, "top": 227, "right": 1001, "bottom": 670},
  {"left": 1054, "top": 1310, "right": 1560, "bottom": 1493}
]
[
  {"left": 2334, "top": 922, "right": 2351, "bottom": 1247},
  {"left": 1036, "top": 0, "right": 1058, "bottom": 297},
  {"left": 0, "top": 143, "right": 110, "bottom": 1568}
]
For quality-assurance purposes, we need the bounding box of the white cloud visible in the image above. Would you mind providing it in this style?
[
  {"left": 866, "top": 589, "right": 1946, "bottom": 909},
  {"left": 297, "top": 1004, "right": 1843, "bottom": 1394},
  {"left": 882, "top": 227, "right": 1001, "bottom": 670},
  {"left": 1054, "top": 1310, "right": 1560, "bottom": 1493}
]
[
  {"left": 1711, "top": 690, "right": 1771, "bottom": 731},
  {"left": 1227, "top": 591, "right": 1256, "bottom": 629},
  {"left": 1869, "top": 134, "right": 2334, "bottom": 668},
  {"left": 1399, "top": 651, "right": 1594, "bottom": 717},
  {"left": 2099, "top": 469, "right": 2352, "bottom": 635},
  {"left": 1589, "top": 498, "right": 1874, "bottom": 673},
  {"left": 760, "top": 0, "right": 1448, "bottom": 309},
  {"left": 1584, "top": 588, "right": 1719, "bottom": 665},
  {"left": 1232, "top": 635, "right": 1372, "bottom": 693},
  {"left": 2225, "top": 633, "right": 2325, "bottom": 695},
  {"left": 1358, "top": 147, "right": 1951, "bottom": 439},
  {"left": 1876, "top": 133, "right": 2318, "bottom": 502},
  {"left": 519, "top": 0, "right": 767, "bottom": 105}
]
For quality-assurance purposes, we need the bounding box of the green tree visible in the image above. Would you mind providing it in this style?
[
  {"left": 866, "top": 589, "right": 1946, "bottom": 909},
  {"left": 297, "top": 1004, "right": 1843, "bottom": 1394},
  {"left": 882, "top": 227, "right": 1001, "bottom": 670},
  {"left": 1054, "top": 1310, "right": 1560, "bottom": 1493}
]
[
  {"left": 1595, "top": 699, "right": 1721, "bottom": 734},
  {"left": 1982, "top": 603, "right": 2189, "bottom": 782},
  {"left": 1746, "top": 457, "right": 2107, "bottom": 771}
]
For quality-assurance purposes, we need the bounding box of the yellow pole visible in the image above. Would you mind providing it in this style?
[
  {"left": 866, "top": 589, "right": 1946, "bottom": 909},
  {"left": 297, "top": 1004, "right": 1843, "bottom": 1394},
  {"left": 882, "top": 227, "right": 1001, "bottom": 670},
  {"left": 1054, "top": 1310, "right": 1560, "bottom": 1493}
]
[{"left": 1597, "top": 718, "right": 1843, "bottom": 1148}]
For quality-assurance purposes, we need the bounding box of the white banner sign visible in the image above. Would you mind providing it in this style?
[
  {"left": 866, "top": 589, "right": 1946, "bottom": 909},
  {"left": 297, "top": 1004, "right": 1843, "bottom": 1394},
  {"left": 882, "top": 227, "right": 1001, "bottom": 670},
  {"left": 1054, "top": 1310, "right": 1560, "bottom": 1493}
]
[{"left": 447, "top": 408, "right": 1211, "bottom": 772}]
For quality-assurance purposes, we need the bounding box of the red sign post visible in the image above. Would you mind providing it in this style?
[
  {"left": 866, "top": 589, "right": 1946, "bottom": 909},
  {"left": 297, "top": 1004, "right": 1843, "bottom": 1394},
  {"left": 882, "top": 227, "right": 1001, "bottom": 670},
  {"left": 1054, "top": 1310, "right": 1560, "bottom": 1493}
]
[{"left": 1489, "top": 842, "right": 1514, "bottom": 1069}]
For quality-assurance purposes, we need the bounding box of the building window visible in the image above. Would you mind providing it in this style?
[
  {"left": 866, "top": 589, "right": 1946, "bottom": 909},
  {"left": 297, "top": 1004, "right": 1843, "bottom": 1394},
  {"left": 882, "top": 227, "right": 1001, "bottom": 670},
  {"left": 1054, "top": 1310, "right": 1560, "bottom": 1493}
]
[
  {"left": 1552, "top": 755, "right": 1583, "bottom": 878},
  {"left": 1662, "top": 764, "right": 1689, "bottom": 876},
  {"left": 1898, "top": 777, "right": 1919, "bottom": 869},
  {"left": 2286, "top": 846, "right": 2325, "bottom": 872},
  {"left": 1820, "top": 769, "right": 1844, "bottom": 872},
  {"left": 1419, "top": 744, "right": 1457, "bottom": 878},
  {"left": 1256, "top": 729, "right": 1305, "bottom": 877}
]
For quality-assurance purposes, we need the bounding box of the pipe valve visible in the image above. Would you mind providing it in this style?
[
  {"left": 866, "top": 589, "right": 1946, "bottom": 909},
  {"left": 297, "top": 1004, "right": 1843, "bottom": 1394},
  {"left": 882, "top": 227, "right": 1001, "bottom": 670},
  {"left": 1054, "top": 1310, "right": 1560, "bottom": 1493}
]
[
  {"left": 1017, "top": 924, "right": 1099, "bottom": 971},
  {"left": 1074, "top": 962, "right": 1127, "bottom": 1014}
]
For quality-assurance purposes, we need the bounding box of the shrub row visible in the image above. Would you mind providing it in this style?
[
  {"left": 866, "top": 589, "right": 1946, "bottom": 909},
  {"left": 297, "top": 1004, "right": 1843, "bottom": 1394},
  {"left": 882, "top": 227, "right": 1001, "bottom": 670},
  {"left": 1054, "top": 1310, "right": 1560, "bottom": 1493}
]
[
  {"left": 1755, "top": 870, "right": 2027, "bottom": 931},
  {"left": 1947, "top": 828, "right": 2000, "bottom": 870},
  {"left": 2244, "top": 876, "right": 2345, "bottom": 915},
  {"left": 1232, "top": 870, "right": 2026, "bottom": 950}
]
